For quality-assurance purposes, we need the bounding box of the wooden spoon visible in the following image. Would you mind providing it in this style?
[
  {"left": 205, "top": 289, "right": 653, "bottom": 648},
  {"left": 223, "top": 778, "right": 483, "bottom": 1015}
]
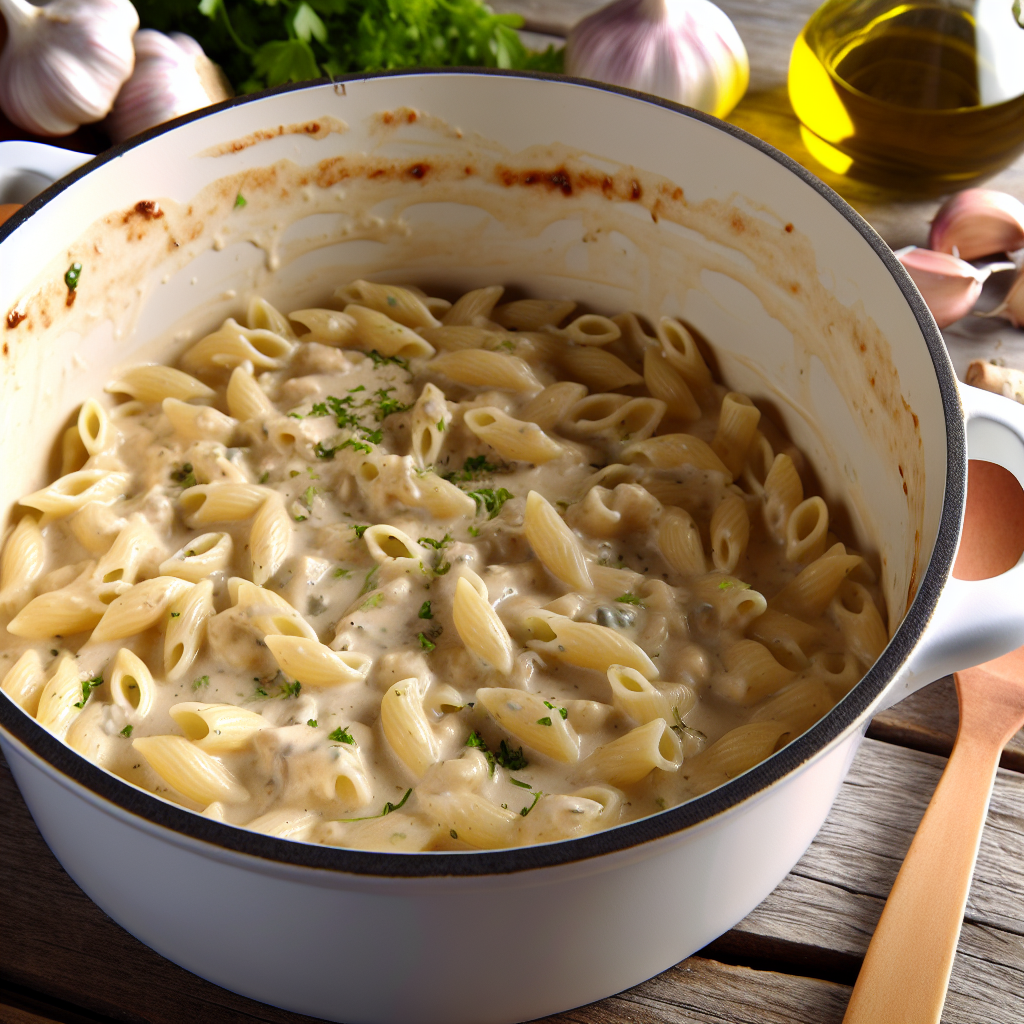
[{"left": 843, "top": 460, "right": 1024, "bottom": 1023}]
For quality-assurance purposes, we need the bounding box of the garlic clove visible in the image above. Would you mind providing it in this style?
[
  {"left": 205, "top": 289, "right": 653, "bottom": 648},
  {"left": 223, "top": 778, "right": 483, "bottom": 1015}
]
[
  {"left": 566, "top": 0, "right": 749, "bottom": 119},
  {"left": 928, "top": 189, "right": 1024, "bottom": 261},
  {"left": 977, "top": 268, "right": 1024, "bottom": 329},
  {"left": 894, "top": 246, "right": 1014, "bottom": 329},
  {"left": 0, "top": 0, "right": 138, "bottom": 136},
  {"left": 106, "top": 30, "right": 233, "bottom": 143},
  {"left": 965, "top": 360, "right": 1024, "bottom": 404}
]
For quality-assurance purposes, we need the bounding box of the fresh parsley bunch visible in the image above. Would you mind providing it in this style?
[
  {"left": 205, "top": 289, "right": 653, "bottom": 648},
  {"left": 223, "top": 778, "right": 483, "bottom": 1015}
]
[{"left": 134, "top": 0, "right": 563, "bottom": 94}]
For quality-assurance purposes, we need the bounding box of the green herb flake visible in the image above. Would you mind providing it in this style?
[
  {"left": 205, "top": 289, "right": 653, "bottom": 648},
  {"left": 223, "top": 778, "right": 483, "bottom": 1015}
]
[
  {"left": 279, "top": 679, "right": 302, "bottom": 699},
  {"left": 437, "top": 418, "right": 447, "bottom": 432},
  {"left": 536, "top": 715, "right": 552, "bottom": 727},
  {"left": 74, "top": 676, "right": 103, "bottom": 709},
  {"left": 303, "top": 484, "right": 317, "bottom": 508},
  {"left": 259, "top": 471, "right": 270, "bottom": 484},
  {"left": 361, "top": 593, "right": 384, "bottom": 610},
  {"left": 367, "top": 350, "right": 410, "bottom": 371},
  {"left": 418, "top": 600, "right": 433, "bottom": 619},
  {"left": 234, "top": 192, "right": 247, "bottom": 208},
  {"left": 466, "top": 730, "right": 497, "bottom": 774},
  {"left": 520, "top": 792, "right": 543, "bottom": 817},
  {"left": 339, "top": 787, "right": 411, "bottom": 822},
  {"left": 509, "top": 778, "right": 532, "bottom": 789},
  {"left": 120, "top": 724, "right": 133, "bottom": 738},
  {"left": 333, "top": 567, "right": 352, "bottom": 578},
  {"left": 615, "top": 593, "right": 643, "bottom": 605},
  {"left": 352, "top": 524, "right": 370, "bottom": 539},
  {"left": 469, "top": 487, "right": 513, "bottom": 519},
  {"left": 64, "top": 261, "right": 83, "bottom": 290},
  {"left": 468, "top": 525, "right": 480, "bottom": 537},
  {"left": 443, "top": 454, "right": 501, "bottom": 482},
  {"left": 418, "top": 533, "right": 452, "bottom": 550},
  {"left": 307, "top": 718, "right": 318, "bottom": 728},
  {"left": 494, "top": 739, "right": 528, "bottom": 771},
  {"left": 192, "top": 675, "right": 210, "bottom": 692},
  {"left": 170, "top": 611, "right": 180, "bottom": 618},
  {"left": 449, "top": 828, "right": 458, "bottom": 839},
  {"left": 543, "top": 700, "right": 569, "bottom": 720},
  {"left": 718, "top": 579, "right": 751, "bottom": 591},
  {"left": 171, "top": 462, "right": 197, "bottom": 489},
  {"left": 329, "top": 726, "right": 356, "bottom": 745},
  {"left": 417, "top": 632, "right": 436, "bottom": 652}
]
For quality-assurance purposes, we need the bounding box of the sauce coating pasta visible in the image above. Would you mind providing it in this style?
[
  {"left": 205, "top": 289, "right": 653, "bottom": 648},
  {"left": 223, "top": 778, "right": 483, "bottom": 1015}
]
[{"left": 0, "top": 285, "right": 888, "bottom": 850}]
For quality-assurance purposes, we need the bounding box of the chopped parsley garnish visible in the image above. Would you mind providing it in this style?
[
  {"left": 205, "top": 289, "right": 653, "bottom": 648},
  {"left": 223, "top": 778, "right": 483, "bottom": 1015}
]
[
  {"left": 468, "top": 487, "right": 513, "bottom": 519},
  {"left": 339, "top": 787, "right": 412, "bottom": 822},
  {"left": 468, "top": 525, "right": 480, "bottom": 537},
  {"left": 307, "top": 719, "right": 318, "bottom": 728},
  {"left": 234, "top": 193, "right": 247, "bottom": 208},
  {"left": 417, "top": 632, "right": 436, "bottom": 652},
  {"left": 495, "top": 740, "right": 528, "bottom": 770},
  {"left": 418, "top": 601, "right": 433, "bottom": 619},
  {"left": 352, "top": 524, "right": 370, "bottom": 539},
  {"left": 718, "top": 579, "right": 751, "bottom": 591},
  {"left": 544, "top": 700, "right": 568, "bottom": 720},
  {"left": 509, "top": 778, "right": 532, "bottom": 789},
  {"left": 444, "top": 454, "right": 502, "bottom": 482},
  {"left": 367, "top": 350, "right": 410, "bottom": 371},
  {"left": 120, "top": 724, "right": 133, "bottom": 738},
  {"left": 314, "top": 441, "right": 340, "bottom": 459},
  {"left": 340, "top": 437, "right": 373, "bottom": 454},
  {"left": 358, "top": 565, "right": 379, "bottom": 595},
  {"left": 74, "top": 676, "right": 103, "bottom": 709},
  {"left": 372, "top": 386, "right": 411, "bottom": 421},
  {"left": 192, "top": 675, "right": 210, "bottom": 692},
  {"left": 466, "top": 730, "right": 497, "bottom": 774},
  {"left": 450, "top": 828, "right": 458, "bottom": 839},
  {"left": 303, "top": 484, "right": 317, "bottom": 508},
  {"left": 361, "top": 593, "right": 384, "bottom": 610},
  {"left": 171, "top": 462, "right": 197, "bottom": 488},
  {"left": 615, "top": 593, "right": 643, "bottom": 605},
  {"left": 333, "top": 567, "right": 352, "bottom": 578},
  {"left": 418, "top": 533, "right": 452, "bottom": 550},
  {"left": 437, "top": 418, "right": 447, "bottom": 431},
  {"left": 520, "top": 792, "right": 542, "bottom": 817},
  {"left": 279, "top": 679, "right": 302, "bottom": 698},
  {"left": 170, "top": 611, "right": 180, "bottom": 618},
  {"left": 259, "top": 471, "right": 270, "bottom": 483},
  {"left": 64, "top": 261, "right": 83, "bottom": 290},
  {"left": 536, "top": 716, "right": 553, "bottom": 727},
  {"left": 329, "top": 726, "right": 356, "bottom": 745}
]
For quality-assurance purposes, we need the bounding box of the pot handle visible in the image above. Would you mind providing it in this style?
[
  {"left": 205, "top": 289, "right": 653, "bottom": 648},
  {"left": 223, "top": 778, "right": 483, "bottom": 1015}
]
[
  {"left": 882, "top": 381, "right": 1024, "bottom": 710},
  {"left": 0, "top": 141, "right": 91, "bottom": 205}
]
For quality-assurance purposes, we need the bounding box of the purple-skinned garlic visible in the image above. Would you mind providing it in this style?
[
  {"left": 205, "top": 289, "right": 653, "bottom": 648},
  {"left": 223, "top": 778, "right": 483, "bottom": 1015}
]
[
  {"left": 978, "top": 269, "right": 1024, "bottom": 329},
  {"left": 894, "top": 246, "right": 1014, "bottom": 329},
  {"left": 928, "top": 189, "right": 1024, "bottom": 261},
  {"left": 565, "top": 0, "right": 749, "bottom": 119},
  {"left": 106, "top": 31, "right": 232, "bottom": 143}
]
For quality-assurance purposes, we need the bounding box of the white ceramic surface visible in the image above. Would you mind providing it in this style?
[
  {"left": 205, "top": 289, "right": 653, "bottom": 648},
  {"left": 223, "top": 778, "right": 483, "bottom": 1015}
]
[{"left": 1, "top": 72, "right": 1024, "bottom": 1024}]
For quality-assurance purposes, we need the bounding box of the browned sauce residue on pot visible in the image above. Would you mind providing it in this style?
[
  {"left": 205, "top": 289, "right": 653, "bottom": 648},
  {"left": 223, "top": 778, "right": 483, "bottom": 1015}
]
[{"left": 200, "top": 115, "right": 349, "bottom": 157}]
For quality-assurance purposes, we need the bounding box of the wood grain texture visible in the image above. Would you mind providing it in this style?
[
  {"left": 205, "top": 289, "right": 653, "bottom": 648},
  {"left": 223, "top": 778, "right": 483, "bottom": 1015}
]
[{"left": 3, "top": 736, "right": 1022, "bottom": 1024}]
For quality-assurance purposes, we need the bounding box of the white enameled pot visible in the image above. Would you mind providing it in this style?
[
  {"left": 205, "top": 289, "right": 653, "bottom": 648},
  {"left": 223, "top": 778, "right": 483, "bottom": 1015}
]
[{"left": 3, "top": 72, "right": 1024, "bottom": 1024}]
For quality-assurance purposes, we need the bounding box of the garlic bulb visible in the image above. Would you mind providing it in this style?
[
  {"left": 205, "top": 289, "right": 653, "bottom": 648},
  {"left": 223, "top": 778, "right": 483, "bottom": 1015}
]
[
  {"left": 928, "top": 189, "right": 1024, "bottom": 261},
  {"left": 978, "top": 268, "right": 1024, "bottom": 329},
  {"left": 0, "top": 0, "right": 138, "bottom": 136},
  {"left": 894, "top": 246, "right": 1014, "bottom": 329},
  {"left": 566, "top": 0, "right": 749, "bottom": 119},
  {"left": 107, "top": 30, "right": 233, "bottom": 143}
]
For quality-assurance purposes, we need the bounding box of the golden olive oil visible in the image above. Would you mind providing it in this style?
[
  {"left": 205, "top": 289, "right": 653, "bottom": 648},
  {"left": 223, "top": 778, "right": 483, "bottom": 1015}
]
[{"left": 789, "top": 0, "right": 1024, "bottom": 195}]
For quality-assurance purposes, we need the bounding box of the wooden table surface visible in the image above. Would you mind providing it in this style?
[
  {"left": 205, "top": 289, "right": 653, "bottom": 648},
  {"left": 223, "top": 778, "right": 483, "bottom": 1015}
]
[{"left": 4, "top": 3, "right": 1024, "bottom": 1023}]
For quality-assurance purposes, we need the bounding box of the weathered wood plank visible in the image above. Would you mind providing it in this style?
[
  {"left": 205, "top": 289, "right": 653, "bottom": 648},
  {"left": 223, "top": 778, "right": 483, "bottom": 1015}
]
[
  {"left": 546, "top": 957, "right": 851, "bottom": 1024},
  {"left": 869, "top": 676, "right": 1024, "bottom": 773}
]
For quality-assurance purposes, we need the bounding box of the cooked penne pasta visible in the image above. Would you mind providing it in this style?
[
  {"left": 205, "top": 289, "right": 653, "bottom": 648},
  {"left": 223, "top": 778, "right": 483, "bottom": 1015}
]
[
  {"left": 0, "top": 287, "right": 886, "bottom": 850},
  {"left": 109, "top": 647, "right": 156, "bottom": 718},
  {"left": 464, "top": 407, "right": 564, "bottom": 464},
  {"left": 476, "top": 687, "right": 581, "bottom": 763},
  {"left": 580, "top": 719, "right": 683, "bottom": 786},
  {"left": 133, "top": 735, "right": 249, "bottom": 805},
  {"left": 524, "top": 490, "right": 592, "bottom": 591},
  {"left": 430, "top": 349, "right": 540, "bottom": 392},
  {"left": 453, "top": 571, "right": 514, "bottom": 675},
  {"left": 264, "top": 634, "right": 372, "bottom": 686}
]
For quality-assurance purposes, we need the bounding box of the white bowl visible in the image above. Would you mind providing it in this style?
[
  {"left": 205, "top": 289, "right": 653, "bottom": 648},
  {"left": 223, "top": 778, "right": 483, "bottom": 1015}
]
[{"left": 2, "top": 71, "right": 1024, "bottom": 1024}]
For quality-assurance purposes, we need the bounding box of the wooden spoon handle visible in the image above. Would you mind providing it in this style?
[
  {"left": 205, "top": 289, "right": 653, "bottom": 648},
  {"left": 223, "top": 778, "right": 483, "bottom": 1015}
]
[{"left": 842, "top": 731, "right": 1001, "bottom": 1024}]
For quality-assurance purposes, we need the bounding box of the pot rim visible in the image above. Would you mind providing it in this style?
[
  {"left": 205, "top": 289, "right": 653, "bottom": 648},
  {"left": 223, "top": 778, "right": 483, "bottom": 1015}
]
[{"left": 0, "top": 68, "right": 963, "bottom": 878}]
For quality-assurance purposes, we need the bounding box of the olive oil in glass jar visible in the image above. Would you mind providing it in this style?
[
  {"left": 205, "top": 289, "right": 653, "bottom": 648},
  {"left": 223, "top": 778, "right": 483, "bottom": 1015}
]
[{"left": 788, "top": 0, "right": 1024, "bottom": 195}]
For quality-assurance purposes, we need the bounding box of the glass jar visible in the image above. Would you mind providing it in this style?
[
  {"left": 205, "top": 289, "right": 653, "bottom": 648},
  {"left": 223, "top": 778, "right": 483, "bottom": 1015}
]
[{"left": 788, "top": 0, "right": 1024, "bottom": 196}]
